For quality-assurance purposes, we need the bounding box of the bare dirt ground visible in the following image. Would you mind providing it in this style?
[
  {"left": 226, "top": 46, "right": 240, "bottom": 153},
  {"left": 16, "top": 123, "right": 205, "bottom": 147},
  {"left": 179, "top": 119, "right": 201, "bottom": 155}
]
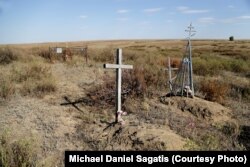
[{"left": 0, "top": 60, "right": 238, "bottom": 166}]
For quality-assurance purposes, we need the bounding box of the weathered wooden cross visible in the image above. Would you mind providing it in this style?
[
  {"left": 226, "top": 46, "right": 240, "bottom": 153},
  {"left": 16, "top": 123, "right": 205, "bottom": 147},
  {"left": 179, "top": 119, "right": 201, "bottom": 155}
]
[
  {"left": 167, "top": 57, "right": 179, "bottom": 92},
  {"left": 104, "top": 48, "right": 133, "bottom": 124}
]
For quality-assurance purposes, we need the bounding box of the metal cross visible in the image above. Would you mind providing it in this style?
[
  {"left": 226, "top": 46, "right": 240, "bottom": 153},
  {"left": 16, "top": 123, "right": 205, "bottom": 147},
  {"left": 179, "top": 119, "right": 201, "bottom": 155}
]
[
  {"left": 185, "top": 23, "right": 196, "bottom": 97},
  {"left": 104, "top": 48, "right": 133, "bottom": 123},
  {"left": 185, "top": 23, "right": 196, "bottom": 38}
]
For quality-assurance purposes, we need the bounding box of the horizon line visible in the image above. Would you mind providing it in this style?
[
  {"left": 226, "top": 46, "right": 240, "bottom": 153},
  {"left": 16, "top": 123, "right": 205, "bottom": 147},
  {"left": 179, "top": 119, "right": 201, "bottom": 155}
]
[{"left": 1, "top": 38, "right": 250, "bottom": 45}]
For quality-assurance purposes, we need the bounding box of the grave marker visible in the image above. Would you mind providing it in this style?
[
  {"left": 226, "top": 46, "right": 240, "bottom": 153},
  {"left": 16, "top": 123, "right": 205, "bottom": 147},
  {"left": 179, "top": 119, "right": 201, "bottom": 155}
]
[
  {"left": 167, "top": 57, "right": 179, "bottom": 92},
  {"left": 56, "top": 48, "right": 63, "bottom": 54},
  {"left": 104, "top": 48, "right": 133, "bottom": 123},
  {"left": 170, "top": 23, "right": 196, "bottom": 97}
]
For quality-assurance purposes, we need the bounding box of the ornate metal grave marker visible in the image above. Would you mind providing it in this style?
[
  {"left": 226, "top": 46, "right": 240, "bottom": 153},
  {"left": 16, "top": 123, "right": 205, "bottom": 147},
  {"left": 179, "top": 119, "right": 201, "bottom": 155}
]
[{"left": 170, "top": 23, "right": 196, "bottom": 97}]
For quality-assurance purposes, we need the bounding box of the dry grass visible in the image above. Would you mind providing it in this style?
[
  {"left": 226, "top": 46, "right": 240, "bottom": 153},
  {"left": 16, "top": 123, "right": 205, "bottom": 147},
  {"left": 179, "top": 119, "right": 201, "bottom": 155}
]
[
  {"left": 86, "top": 46, "right": 167, "bottom": 102},
  {"left": 0, "top": 40, "right": 249, "bottom": 160},
  {"left": 169, "top": 114, "right": 242, "bottom": 150},
  {"left": 12, "top": 62, "right": 51, "bottom": 82},
  {"left": 65, "top": 54, "right": 86, "bottom": 67},
  {"left": 20, "top": 77, "right": 57, "bottom": 97},
  {"left": 0, "top": 76, "right": 15, "bottom": 100},
  {"left": 193, "top": 54, "right": 250, "bottom": 76},
  {"left": 12, "top": 62, "right": 57, "bottom": 97},
  {"left": 79, "top": 40, "right": 249, "bottom": 125},
  {"left": 0, "top": 130, "right": 39, "bottom": 167},
  {"left": 0, "top": 47, "right": 57, "bottom": 99},
  {"left": 0, "top": 48, "right": 18, "bottom": 65},
  {"left": 90, "top": 47, "right": 114, "bottom": 63},
  {"left": 38, "top": 49, "right": 55, "bottom": 62}
]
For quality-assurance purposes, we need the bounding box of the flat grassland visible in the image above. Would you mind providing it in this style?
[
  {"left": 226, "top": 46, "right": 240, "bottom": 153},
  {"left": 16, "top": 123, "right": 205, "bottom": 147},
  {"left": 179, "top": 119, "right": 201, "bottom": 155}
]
[{"left": 0, "top": 40, "right": 249, "bottom": 166}]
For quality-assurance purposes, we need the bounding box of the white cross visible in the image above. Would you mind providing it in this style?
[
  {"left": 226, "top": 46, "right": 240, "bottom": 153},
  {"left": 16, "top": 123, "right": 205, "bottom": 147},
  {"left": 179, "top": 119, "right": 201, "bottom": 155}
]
[{"left": 104, "top": 48, "right": 133, "bottom": 124}]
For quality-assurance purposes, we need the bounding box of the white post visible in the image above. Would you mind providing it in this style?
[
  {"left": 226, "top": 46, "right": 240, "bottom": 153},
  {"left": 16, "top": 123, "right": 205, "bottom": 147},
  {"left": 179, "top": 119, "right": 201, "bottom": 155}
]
[
  {"left": 168, "top": 57, "right": 172, "bottom": 91},
  {"left": 104, "top": 48, "right": 133, "bottom": 123},
  {"left": 116, "top": 49, "right": 122, "bottom": 117}
]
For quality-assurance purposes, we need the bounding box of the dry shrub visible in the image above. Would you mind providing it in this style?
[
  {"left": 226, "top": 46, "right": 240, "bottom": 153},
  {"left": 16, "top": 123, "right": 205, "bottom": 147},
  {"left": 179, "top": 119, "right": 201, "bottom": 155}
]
[
  {"left": 122, "top": 65, "right": 166, "bottom": 98},
  {"left": 220, "top": 121, "right": 239, "bottom": 137},
  {"left": 0, "top": 48, "right": 18, "bottom": 65},
  {"left": 0, "top": 47, "right": 42, "bottom": 64},
  {"left": 85, "top": 49, "right": 167, "bottom": 108},
  {"left": 0, "top": 132, "right": 38, "bottom": 167},
  {"left": 0, "top": 68, "right": 16, "bottom": 100},
  {"left": 123, "top": 66, "right": 147, "bottom": 97},
  {"left": 200, "top": 79, "right": 230, "bottom": 103},
  {"left": 83, "top": 75, "right": 116, "bottom": 108},
  {"left": 229, "top": 82, "right": 250, "bottom": 101},
  {"left": 83, "top": 64, "right": 165, "bottom": 110},
  {"left": 39, "top": 49, "right": 55, "bottom": 62},
  {"left": 238, "top": 125, "right": 250, "bottom": 150},
  {"left": 122, "top": 97, "right": 139, "bottom": 113},
  {"left": 36, "top": 77, "right": 57, "bottom": 93},
  {"left": 133, "top": 54, "right": 170, "bottom": 94},
  {"left": 0, "top": 77, "right": 15, "bottom": 100},
  {"left": 62, "top": 48, "right": 73, "bottom": 61},
  {"left": 155, "top": 57, "right": 166, "bottom": 67},
  {"left": 171, "top": 58, "right": 181, "bottom": 68},
  {"left": 155, "top": 57, "right": 182, "bottom": 70}
]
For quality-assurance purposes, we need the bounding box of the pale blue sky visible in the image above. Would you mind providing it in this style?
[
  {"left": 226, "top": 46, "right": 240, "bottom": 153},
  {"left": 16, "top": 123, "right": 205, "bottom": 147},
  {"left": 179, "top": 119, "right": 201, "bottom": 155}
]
[{"left": 0, "top": 0, "right": 250, "bottom": 44}]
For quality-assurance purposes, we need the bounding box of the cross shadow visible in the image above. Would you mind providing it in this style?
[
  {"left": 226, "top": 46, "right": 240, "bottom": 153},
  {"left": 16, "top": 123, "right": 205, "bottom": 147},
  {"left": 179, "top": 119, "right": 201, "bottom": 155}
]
[
  {"left": 61, "top": 96, "right": 123, "bottom": 131},
  {"left": 101, "top": 120, "right": 118, "bottom": 131},
  {"left": 60, "top": 96, "right": 85, "bottom": 112}
]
